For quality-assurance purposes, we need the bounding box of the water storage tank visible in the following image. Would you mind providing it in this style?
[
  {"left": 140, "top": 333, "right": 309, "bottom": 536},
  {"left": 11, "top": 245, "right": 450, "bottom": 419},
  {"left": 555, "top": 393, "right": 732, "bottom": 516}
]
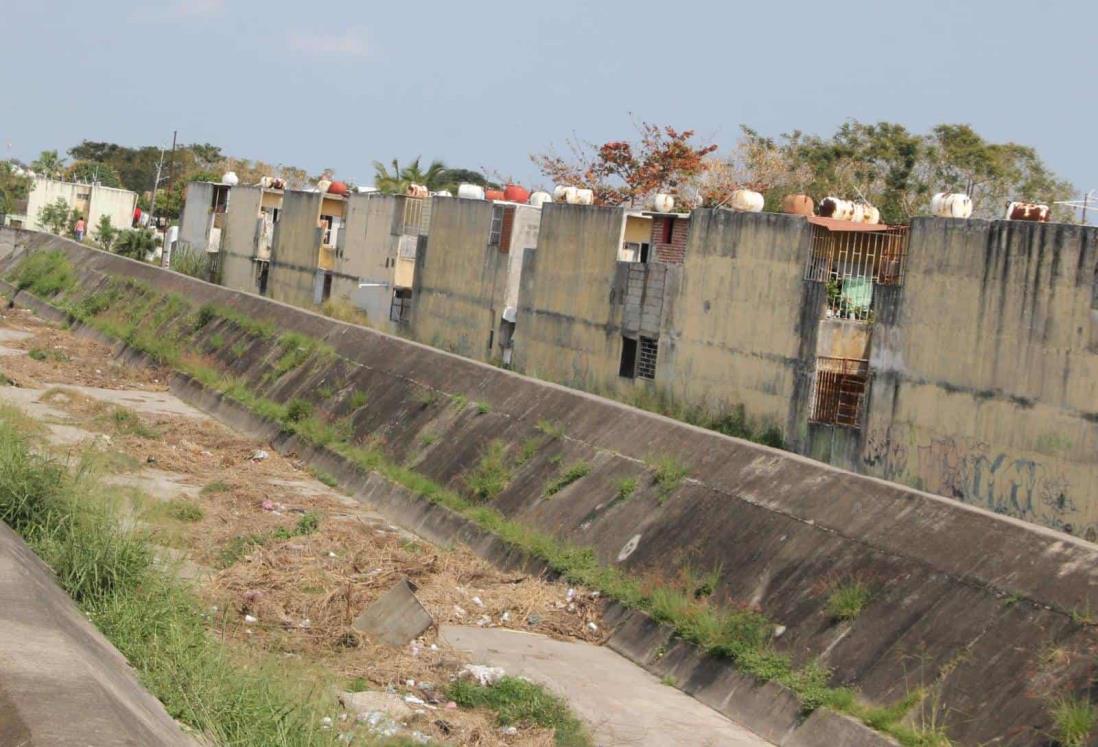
[
  {"left": 222, "top": 171, "right": 239, "bottom": 186},
  {"left": 553, "top": 185, "right": 572, "bottom": 201},
  {"left": 328, "top": 181, "right": 350, "bottom": 196},
  {"left": 529, "top": 191, "right": 552, "bottom": 209},
  {"left": 485, "top": 188, "right": 506, "bottom": 201},
  {"left": 652, "top": 193, "right": 675, "bottom": 212},
  {"left": 457, "top": 183, "right": 486, "bottom": 200},
  {"left": 781, "top": 194, "right": 814, "bottom": 216},
  {"left": 433, "top": 190, "right": 452, "bottom": 197},
  {"left": 316, "top": 179, "right": 332, "bottom": 194},
  {"left": 573, "top": 188, "right": 594, "bottom": 205},
  {"left": 730, "top": 189, "right": 764, "bottom": 213},
  {"left": 931, "top": 193, "right": 973, "bottom": 219},
  {"left": 504, "top": 184, "right": 530, "bottom": 203}
]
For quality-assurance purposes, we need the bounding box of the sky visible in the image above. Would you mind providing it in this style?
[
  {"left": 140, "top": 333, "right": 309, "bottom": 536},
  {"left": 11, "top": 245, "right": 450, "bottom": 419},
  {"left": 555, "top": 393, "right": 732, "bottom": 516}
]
[{"left": 2, "top": 0, "right": 1096, "bottom": 199}]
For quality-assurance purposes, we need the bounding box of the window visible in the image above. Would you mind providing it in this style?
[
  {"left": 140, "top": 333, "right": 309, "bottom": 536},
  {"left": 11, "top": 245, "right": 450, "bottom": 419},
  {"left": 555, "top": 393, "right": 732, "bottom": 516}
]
[
  {"left": 256, "top": 260, "right": 269, "bottom": 296},
  {"left": 488, "top": 205, "right": 504, "bottom": 247},
  {"left": 807, "top": 225, "right": 908, "bottom": 320},
  {"left": 321, "top": 272, "right": 333, "bottom": 302},
  {"left": 620, "top": 242, "right": 651, "bottom": 263},
  {"left": 487, "top": 328, "right": 495, "bottom": 352},
  {"left": 212, "top": 185, "right": 230, "bottom": 214},
  {"left": 619, "top": 337, "right": 637, "bottom": 379},
  {"left": 389, "top": 288, "right": 412, "bottom": 324},
  {"left": 637, "top": 337, "right": 658, "bottom": 380},
  {"left": 810, "top": 357, "right": 870, "bottom": 428},
  {"left": 320, "top": 215, "right": 340, "bottom": 248}
]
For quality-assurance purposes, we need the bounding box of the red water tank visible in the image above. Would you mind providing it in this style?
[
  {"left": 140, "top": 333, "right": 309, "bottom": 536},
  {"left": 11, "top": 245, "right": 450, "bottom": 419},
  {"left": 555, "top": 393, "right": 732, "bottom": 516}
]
[
  {"left": 485, "top": 189, "right": 506, "bottom": 201},
  {"left": 503, "top": 184, "right": 530, "bottom": 203},
  {"left": 327, "top": 181, "right": 350, "bottom": 196}
]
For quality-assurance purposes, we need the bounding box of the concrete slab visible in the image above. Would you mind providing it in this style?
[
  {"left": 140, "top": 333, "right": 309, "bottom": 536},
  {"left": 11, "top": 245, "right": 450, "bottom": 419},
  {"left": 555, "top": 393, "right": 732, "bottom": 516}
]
[
  {"left": 354, "top": 579, "right": 435, "bottom": 646},
  {"left": 41, "top": 383, "right": 210, "bottom": 419},
  {"left": 441, "top": 624, "right": 771, "bottom": 746},
  {"left": 105, "top": 469, "right": 202, "bottom": 503},
  {"left": 0, "top": 522, "right": 191, "bottom": 745}
]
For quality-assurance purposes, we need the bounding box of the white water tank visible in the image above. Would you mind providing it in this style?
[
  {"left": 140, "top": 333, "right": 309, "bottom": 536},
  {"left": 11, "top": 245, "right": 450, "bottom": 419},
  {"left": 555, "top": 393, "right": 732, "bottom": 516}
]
[
  {"left": 529, "top": 191, "right": 552, "bottom": 209},
  {"left": 406, "top": 183, "right": 429, "bottom": 199},
  {"left": 433, "top": 190, "right": 453, "bottom": 197},
  {"left": 553, "top": 185, "right": 571, "bottom": 201},
  {"left": 458, "top": 183, "right": 486, "bottom": 200},
  {"left": 931, "top": 193, "right": 973, "bottom": 219},
  {"left": 730, "top": 189, "right": 764, "bottom": 213},
  {"left": 574, "top": 188, "right": 594, "bottom": 205},
  {"left": 652, "top": 193, "right": 675, "bottom": 212},
  {"left": 222, "top": 171, "right": 239, "bottom": 186}
]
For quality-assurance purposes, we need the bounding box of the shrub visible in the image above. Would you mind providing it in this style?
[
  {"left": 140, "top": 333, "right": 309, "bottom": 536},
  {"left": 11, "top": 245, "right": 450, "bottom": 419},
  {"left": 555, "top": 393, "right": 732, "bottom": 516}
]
[
  {"left": 285, "top": 398, "right": 313, "bottom": 423},
  {"left": 12, "top": 250, "right": 75, "bottom": 297}
]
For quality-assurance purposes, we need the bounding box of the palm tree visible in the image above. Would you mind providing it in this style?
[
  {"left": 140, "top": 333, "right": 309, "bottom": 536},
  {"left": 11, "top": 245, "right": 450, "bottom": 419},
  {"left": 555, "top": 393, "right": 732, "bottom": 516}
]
[
  {"left": 371, "top": 157, "right": 453, "bottom": 194},
  {"left": 30, "top": 150, "right": 64, "bottom": 180}
]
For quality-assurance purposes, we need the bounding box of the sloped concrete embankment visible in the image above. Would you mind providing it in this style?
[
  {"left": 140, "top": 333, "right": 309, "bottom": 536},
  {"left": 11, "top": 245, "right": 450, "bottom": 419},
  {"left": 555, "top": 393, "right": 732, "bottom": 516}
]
[
  {"left": 5, "top": 229, "right": 1098, "bottom": 745},
  {"left": 0, "top": 520, "right": 191, "bottom": 745}
]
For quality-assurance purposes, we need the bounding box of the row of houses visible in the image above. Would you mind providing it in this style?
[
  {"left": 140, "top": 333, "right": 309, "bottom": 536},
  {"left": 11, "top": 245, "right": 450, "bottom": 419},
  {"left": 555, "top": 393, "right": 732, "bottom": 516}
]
[
  {"left": 179, "top": 181, "right": 1098, "bottom": 539},
  {"left": 2, "top": 177, "right": 137, "bottom": 234}
]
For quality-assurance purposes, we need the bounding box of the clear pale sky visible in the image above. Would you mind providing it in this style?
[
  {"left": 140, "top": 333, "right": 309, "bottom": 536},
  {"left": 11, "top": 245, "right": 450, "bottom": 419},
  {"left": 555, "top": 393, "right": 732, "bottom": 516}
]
[{"left": 2, "top": 0, "right": 1095, "bottom": 197}]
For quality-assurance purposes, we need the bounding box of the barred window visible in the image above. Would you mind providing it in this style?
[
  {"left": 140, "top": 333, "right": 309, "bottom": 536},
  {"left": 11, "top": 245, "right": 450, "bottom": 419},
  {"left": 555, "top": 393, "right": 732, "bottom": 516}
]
[
  {"left": 488, "top": 205, "right": 504, "bottom": 247},
  {"left": 637, "top": 337, "right": 658, "bottom": 380},
  {"left": 389, "top": 288, "right": 412, "bottom": 324},
  {"left": 810, "top": 357, "right": 869, "bottom": 428}
]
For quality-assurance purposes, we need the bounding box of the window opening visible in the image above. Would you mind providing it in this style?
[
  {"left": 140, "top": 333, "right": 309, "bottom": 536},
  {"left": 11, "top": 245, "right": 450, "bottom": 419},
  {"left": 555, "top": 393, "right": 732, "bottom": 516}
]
[
  {"left": 810, "top": 357, "right": 870, "bottom": 428},
  {"left": 619, "top": 337, "right": 637, "bottom": 379}
]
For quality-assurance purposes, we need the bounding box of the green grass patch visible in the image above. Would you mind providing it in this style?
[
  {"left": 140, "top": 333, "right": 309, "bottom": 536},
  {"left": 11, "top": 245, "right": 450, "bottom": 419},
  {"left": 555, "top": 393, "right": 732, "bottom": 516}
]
[
  {"left": 451, "top": 393, "right": 468, "bottom": 411},
  {"left": 200, "top": 480, "right": 231, "bottom": 496},
  {"left": 1052, "top": 696, "right": 1096, "bottom": 747},
  {"left": 827, "top": 581, "right": 873, "bottom": 622},
  {"left": 159, "top": 499, "right": 204, "bottom": 522},
  {"left": 466, "top": 440, "right": 511, "bottom": 501},
  {"left": 349, "top": 390, "right": 368, "bottom": 410},
  {"left": 648, "top": 455, "right": 687, "bottom": 501},
  {"left": 545, "top": 462, "right": 591, "bottom": 496},
  {"left": 105, "top": 406, "right": 160, "bottom": 439},
  {"left": 11, "top": 250, "right": 75, "bottom": 297},
  {"left": 476, "top": 401, "right": 491, "bottom": 415},
  {"left": 615, "top": 477, "right": 637, "bottom": 501},
  {"left": 449, "top": 676, "right": 591, "bottom": 747},
  {"left": 536, "top": 419, "right": 564, "bottom": 439},
  {"left": 28, "top": 347, "right": 69, "bottom": 363},
  {"left": 310, "top": 468, "right": 339, "bottom": 488}
]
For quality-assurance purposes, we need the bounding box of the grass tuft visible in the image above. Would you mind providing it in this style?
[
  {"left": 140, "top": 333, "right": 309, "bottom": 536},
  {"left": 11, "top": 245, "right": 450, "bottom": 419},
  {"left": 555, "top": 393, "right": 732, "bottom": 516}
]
[
  {"left": 466, "top": 440, "right": 511, "bottom": 501},
  {"left": 449, "top": 676, "right": 591, "bottom": 747},
  {"left": 1052, "top": 696, "right": 1096, "bottom": 747},
  {"left": 545, "top": 462, "right": 591, "bottom": 496},
  {"left": 827, "top": 581, "right": 873, "bottom": 622}
]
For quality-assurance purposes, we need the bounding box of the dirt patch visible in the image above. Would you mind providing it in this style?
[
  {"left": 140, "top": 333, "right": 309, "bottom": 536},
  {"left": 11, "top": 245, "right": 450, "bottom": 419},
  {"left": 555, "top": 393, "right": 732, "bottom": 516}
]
[{"left": 0, "top": 308, "right": 604, "bottom": 746}]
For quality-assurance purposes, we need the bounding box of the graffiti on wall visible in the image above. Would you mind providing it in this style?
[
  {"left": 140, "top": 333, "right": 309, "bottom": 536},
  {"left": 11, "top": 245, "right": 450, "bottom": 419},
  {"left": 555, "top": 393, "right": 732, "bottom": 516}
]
[{"left": 863, "top": 429, "right": 1087, "bottom": 538}]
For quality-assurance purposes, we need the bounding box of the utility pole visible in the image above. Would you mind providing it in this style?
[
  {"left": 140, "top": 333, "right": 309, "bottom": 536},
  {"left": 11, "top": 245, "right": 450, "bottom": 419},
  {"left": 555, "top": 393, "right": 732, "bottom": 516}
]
[
  {"left": 147, "top": 147, "right": 167, "bottom": 266},
  {"left": 167, "top": 131, "right": 177, "bottom": 193}
]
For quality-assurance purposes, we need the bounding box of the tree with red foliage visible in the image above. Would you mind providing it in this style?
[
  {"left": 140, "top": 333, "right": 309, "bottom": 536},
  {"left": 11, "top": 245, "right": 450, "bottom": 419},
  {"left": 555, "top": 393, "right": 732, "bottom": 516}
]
[{"left": 531, "top": 120, "right": 717, "bottom": 207}]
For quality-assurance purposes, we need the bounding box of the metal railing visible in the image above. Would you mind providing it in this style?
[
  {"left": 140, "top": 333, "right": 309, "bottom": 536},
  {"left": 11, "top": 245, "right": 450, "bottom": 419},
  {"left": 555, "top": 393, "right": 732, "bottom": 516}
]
[
  {"left": 810, "top": 356, "right": 870, "bottom": 428},
  {"left": 806, "top": 225, "right": 908, "bottom": 284}
]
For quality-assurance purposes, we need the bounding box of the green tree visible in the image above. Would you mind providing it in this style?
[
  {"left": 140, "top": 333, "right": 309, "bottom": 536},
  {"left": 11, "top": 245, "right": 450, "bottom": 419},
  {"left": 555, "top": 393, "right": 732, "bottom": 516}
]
[
  {"left": 37, "top": 198, "right": 73, "bottom": 235},
  {"left": 93, "top": 215, "right": 118, "bottom": 251},
  {"left": 65, "top": 160, "right": 123, "bottom": 188},
  {"left": 0, "top": 163, "right": 32, "bottom": 216},
  {"left": 371, "top": 157, "right": 474, "bottom": 195},
  {"left": 30, "top": 150, "right": 64, "bottom": 179},
  {"left": 113, "top": 228, "right": 157, "bottom": 261},
  {"left": 728, "top": 120, "right": 1074, "bottom": 222}
]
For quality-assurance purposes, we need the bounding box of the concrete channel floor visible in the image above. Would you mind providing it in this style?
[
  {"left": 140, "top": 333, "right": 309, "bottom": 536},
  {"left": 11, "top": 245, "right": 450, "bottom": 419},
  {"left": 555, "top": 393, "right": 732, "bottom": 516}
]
[
  {"left": 0, "top": 356, "right": 773, "bottom": 745},
  {"left": 442, "top": 625, "right": 770, "bottom": 746}
]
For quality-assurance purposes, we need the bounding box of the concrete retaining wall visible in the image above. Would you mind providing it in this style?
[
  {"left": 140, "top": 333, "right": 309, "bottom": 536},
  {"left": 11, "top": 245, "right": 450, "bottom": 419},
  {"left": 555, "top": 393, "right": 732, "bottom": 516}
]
[
  {"left": 0, "top": 522, "right": 190, "bottom": 745},
  {"left": 4, "top": 227, "right": 1098, "bottom": 745}
]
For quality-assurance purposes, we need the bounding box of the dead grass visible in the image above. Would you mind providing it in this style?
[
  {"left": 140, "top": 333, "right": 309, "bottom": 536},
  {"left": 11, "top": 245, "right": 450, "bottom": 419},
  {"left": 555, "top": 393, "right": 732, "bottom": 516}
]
[{"left": 0, "top": 309, "right": 601, "bottom": 747}]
